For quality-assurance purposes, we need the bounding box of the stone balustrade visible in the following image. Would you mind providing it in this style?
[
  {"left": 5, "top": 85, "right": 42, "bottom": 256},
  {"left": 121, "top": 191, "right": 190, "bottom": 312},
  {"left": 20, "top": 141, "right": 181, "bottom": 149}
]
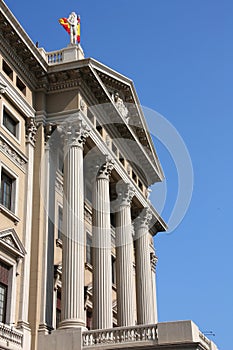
[
  {"left": 0, "top": 323, "right": 23, "bottom": 348},
  {"left": 82, "top": 324, "right": 158, "bottom": 347}
]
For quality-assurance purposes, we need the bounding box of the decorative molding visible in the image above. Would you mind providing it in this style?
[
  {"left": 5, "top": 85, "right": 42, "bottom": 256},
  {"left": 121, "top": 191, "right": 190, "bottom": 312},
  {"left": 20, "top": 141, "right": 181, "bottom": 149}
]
[
  {"left": 0, "top": 82, "right": 7, "bottom": 95},
  {"left": 97, "top": 155, "right": 114, "bottom": 179},
  {"left": 0, "top": 132, "right": 28, "bottom": 171},
  {"left": 61, "top": 116, "right": 90, "bottom": 148},
  {"left": 134, "top": 207, "right": 153, "bottom": 230},
  {"left": 25, "top": 117, "right": 37, "bottom": 145},
  {"left": 112, "top": 91, "right": 129, "bottom": 122},
  {"left": 44, "top": 123, "right": 57, "bottom": 145},
  {"left": 0, "top": 228, "right": 26, "bottom": 258},
  {"left": 116, "top": 182, "right": 135, "bottom": 207}
]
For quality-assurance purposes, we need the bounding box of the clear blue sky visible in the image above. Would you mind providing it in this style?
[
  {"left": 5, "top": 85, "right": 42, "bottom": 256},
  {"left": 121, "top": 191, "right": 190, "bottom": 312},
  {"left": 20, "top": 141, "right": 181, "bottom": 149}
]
[{"left": 4, "top": 1, "right": 233, "bottom": 349}]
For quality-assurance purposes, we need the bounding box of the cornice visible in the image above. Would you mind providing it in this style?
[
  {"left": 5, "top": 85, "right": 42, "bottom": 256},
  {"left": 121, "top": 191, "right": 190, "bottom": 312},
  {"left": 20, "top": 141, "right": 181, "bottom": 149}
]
[{"left": 0, "top": 73, "right": 35, "bottom": 119}]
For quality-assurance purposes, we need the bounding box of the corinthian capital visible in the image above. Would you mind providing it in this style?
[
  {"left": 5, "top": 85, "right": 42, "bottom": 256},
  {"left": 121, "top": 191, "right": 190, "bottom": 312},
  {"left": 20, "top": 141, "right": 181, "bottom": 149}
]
[
  {"left": 97, "top": 155, "right": 114, "bottom": 179},
  {"left": 134, "top": 207, "right": 152, "bottom": 230},
  {"left": 61, "top": 116, "right": 90, "bottom": 148},
  {"left": 26, "top": 117, "right": 37, "bottom": 145},
  {"left": 116, "top": 182, "right": 135, "bottom": 207}
]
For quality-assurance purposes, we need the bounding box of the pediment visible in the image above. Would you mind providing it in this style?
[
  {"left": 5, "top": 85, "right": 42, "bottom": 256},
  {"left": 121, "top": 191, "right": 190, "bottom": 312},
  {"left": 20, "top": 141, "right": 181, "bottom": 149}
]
[
  {"left": 86, "top": 61, "right": 164, "bottom": 183},
  {"left": 0, "top": 228, "right": 26, "bottom": 258}
]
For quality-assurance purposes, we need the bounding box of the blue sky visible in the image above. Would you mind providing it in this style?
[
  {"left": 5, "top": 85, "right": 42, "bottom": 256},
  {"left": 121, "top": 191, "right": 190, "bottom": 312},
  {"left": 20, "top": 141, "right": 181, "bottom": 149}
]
[{"left": 4, "top": 1, "right": 233, "bottom": 349}]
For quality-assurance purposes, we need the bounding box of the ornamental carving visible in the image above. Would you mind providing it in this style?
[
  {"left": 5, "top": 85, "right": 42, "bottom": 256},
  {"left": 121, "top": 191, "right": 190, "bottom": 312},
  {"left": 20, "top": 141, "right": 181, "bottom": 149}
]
[
  {"left": 44, "top": 123, "right": 57, "bottom": 145},
  {"left": 61, "top": 116, "right": 90, "bottom": 148},
  {"left": 134, "top": 207, "right": 152, "bottom": 230},
  {"left": 112, "top": 91, "right": 129, "bottom": 122},
  {"left": 97, "top": 155, "right": 114, "bottom": 179},
  {"left": 26, "top": 117, "right": 37, "bottom": 145},
  {"left": 0, "top": 134, "right": 27, "bottom": 170},
  {"left": 116, "top": 182, "right": 135, "bottom": 207}
]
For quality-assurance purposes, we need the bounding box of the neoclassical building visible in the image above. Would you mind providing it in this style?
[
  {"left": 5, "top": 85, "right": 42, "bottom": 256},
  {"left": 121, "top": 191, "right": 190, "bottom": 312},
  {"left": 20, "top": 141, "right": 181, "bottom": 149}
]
[{"left": 0, "top": 1, "right": 218, "bottom": 350}]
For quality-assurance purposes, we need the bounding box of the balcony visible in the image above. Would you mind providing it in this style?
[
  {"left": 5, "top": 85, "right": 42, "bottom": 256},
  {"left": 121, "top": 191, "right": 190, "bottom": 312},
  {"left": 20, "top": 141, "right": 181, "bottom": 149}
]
[
  {"left": 82, "top": 324, "right": 158, "bottom": 348},
  {"left": 0, "top": 323, "right": 23, "bottom": 349}
]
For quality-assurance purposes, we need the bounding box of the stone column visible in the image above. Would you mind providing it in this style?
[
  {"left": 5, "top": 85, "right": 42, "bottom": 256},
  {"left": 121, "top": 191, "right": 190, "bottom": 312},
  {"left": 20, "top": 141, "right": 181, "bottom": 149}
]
[
  {"left": 115, "top": 183, "right": 135, "bottom": 327},
  {"left": 17, "top": 118, "right": 36, "bottom": 350},
  {"left": 134, "top": 208, "right": 154, "bottom": 325},
  {"left": 59, "top": 117, "right": 90, "bottom": 329},
  {"left": 150, "top": 251, "right": 158, "bottom": 324},
  {"left": 92, "top": 157, "right": 114, "bottom": 330}
]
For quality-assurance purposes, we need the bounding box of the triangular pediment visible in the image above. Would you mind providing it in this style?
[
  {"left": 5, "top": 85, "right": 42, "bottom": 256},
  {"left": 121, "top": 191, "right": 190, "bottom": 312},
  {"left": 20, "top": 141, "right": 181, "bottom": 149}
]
[
  {"left": 84, "top": 60, "right": 164, "bottom": 183},
  {"left": 0, "top": 228, "right": 26, "bottom": 258}
]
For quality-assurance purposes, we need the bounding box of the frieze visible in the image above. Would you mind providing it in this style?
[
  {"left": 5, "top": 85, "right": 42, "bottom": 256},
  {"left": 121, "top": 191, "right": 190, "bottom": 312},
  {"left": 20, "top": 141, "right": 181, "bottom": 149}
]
[{"left": 0, "top": 133, "right": 27, "bottom": 171}]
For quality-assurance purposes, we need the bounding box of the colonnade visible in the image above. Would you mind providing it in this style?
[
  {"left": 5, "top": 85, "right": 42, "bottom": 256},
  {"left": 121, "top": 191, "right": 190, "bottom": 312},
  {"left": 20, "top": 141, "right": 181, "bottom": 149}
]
[{"left": 59, "top": 120, "right": 157, "bottom": 330}]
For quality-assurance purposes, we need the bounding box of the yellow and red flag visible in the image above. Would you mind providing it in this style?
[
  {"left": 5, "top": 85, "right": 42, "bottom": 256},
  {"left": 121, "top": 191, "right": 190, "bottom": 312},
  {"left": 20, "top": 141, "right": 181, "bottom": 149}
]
[{"left": 59, "top": 16, "right": 81, "bottom": 43}]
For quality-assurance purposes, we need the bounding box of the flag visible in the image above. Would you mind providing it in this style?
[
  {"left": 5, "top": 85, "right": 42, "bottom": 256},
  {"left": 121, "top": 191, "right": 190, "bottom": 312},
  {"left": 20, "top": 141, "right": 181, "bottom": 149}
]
[{"left": 59, "top": 16, "right": 81, "bottom": 43}]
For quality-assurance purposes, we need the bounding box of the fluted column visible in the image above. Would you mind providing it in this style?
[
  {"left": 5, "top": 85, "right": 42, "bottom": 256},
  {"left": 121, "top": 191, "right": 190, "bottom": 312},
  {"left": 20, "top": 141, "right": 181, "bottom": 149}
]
[
  {"left": 134, "top": 208, "right": 154, "bottom": 325},
  {"left": 115, "top": 183, "right": 135, "bottom": 326},
  {"left": 92, "top": 157, "right": 114, "bottom": 330},
  {"left": 59, "top": 117, "right": 90, "bottom": 329},
  {"left": 150, "top": 251, "right": 158, "bottom": 324}
]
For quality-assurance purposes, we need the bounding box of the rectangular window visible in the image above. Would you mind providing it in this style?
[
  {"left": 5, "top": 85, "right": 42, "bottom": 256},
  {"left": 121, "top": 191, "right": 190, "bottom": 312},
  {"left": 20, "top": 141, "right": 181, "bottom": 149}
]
[
  {"left": 0, "top": 261, "right": 9, "bottom": 324},
  {"left": 16, "top": 77, "right": 26, "bottom": 95},
  {"left": 2, "top": 60, "right": 13, "bottom": 80},
  {"left": 1, "top": 170, "right": 14, "bottom": 211},
  {"left": 86, "top": 233, "right": 92, "bottom": 265},
  {"left": 3, "top": 108, "right": 18, "bottom": 137},
  {"left": 58, "top": 206, "right": 63, "bottom": 240}
]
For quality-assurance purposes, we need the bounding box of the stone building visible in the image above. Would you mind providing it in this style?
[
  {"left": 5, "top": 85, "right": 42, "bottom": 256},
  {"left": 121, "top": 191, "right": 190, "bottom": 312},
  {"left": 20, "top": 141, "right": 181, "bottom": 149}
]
[{"left": 0, "top": 1, "right": 218, "bottom": 350}]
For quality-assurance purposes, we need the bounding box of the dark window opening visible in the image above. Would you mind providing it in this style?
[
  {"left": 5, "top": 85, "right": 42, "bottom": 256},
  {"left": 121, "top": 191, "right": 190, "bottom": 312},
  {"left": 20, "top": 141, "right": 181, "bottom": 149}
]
[
  {"left": 96, "top": 122, "right": 103, "bottom": 136},
  {"left": 0, "top": 261, "right": 9, "bottom": 324},
  {"left": 132, "top": 171, "right": 137, "bottom": 183},
  {"left": 2, "top": 60, "right": 13, "bottom": 80},
  {"left": 119, "top": 153, "right": 125, "bottom": 166},
  {"left": 110, "top": 213, "right": 116, "bottom": 228},
  {"left": 3, "top": 108, "right": 18, "bottom": 137},
  {"left": 1, "top": 170, "right": 14, "bottom": 211},
  {"left": 16, "top": 77, "right": 26, "bottom": 95},
  {"left": 138, "top": 180, "right": 143, "bottom": 191}
]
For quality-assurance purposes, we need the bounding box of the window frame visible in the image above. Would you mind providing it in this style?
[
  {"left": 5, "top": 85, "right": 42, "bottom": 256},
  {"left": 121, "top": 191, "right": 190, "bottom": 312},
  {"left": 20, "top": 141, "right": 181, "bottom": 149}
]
[
  {"left": 1, "top": 104, "right": 21, "bottom": 144},
  {"left": 0, "top": 162, "right": 18, "bottom": 216},
  {"left": 0, "top": 255, "right": 17, "bottom": 325}
]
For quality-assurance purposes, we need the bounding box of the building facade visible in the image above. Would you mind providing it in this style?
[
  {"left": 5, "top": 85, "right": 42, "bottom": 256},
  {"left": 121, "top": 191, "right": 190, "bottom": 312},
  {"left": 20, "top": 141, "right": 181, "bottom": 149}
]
[{"left": 0, "top": 2, "right": 218, "bottom": 350}]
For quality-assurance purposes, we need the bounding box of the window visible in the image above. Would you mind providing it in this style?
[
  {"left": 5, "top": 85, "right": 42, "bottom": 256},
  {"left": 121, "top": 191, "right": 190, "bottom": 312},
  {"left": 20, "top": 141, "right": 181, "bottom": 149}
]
[
  {"left": 58, "top": 206, "right": 63, "bottom": 240},
  {"left": 16, "top": 77, "right": 26, "bottom": 95},
  {"left": 1, "top": 170, "right": 15, "bottom": 211},
  {"left": 138, "top": 180, "right": 143, "bottom": 191},
  {"left": 56, "top": 289, "right": 61, "bottom": 329},
  {"left": 0, "top": 261, "right": 9, "bottom": 324},
  {"left": 112, "top": 143, "right": 118, "bottom": 156},
  {"left": 86, "top": 233, "right": 92, "bottom": 265},
  {"left": 119, "top": 153, "right": 125, "bottom": 166},
  {"left": 132, "top": 171, "right": 137, "bottom": 183},
  {"left": 3, "top": 108, "right": 18, "bottom": 137},
  {"left": 2, "top": 60, "right": 13, "bottom": 80},
  {"left": 112, "top": 256, "right": 116, "bottom": 285}
]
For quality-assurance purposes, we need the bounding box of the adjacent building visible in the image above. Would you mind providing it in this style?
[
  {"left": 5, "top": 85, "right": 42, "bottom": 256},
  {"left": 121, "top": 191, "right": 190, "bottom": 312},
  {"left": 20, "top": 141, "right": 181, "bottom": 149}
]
[{"left": 0, "top": 1, "right": 218, "bottom": 350}]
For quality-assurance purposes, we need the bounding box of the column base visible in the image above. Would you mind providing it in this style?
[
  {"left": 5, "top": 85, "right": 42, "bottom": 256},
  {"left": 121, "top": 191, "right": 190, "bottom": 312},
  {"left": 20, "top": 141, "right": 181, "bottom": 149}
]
[{"left": 59, "top": 319, "right": 86, "bottom": 330}]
